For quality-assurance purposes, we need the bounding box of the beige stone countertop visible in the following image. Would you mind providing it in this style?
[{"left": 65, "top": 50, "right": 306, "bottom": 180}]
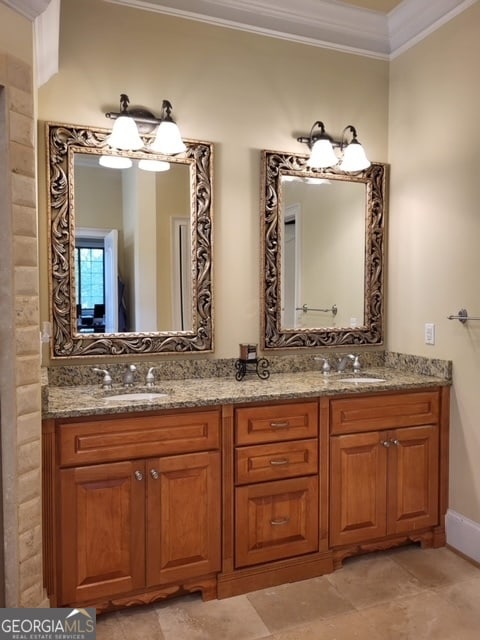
[{"left": 43, "top": 367, "right": 451, "bottom": 420}]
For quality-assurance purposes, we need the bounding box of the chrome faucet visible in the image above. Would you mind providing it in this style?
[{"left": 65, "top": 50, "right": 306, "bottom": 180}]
[
  {"left": 314, "top": 356, "right": 331, "bottom": 375},
  {"left": 145, "top": 367, "right": 156, "bottom": 387},
  {"left": 337, "top": 354, "right": 356, "bottom": 372},
  {"left": 123, "top": 364, "right": 137, "bottom": 387},
  {"left": 92, "top": 367, "right": 113, "bottom": 390}
]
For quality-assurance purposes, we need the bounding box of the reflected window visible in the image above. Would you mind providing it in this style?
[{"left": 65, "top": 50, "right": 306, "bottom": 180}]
[{"left": 75, "top": 239, "right": 105, "bottom": 332}]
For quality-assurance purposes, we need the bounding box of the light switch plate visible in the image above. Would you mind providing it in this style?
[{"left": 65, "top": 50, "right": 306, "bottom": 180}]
[{"left": 425, "top": 323, "right": 435, "bottom": 345}]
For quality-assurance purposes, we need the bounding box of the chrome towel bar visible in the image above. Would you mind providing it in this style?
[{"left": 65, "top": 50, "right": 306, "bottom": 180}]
[
  {"left": 447, "top": 308, "right": 480, "bottom": 324},
  {"left": 296, "top": 304, "right": 338, "bottom": 316}
]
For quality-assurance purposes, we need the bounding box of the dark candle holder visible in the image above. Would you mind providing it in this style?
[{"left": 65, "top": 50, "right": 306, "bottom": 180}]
[{"left": 235, "top": 357, "right": 270, "bottom": 381}]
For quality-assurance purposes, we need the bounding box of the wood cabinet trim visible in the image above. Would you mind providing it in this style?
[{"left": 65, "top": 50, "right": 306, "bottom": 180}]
[
  {"left": 58, "top": 410, "right": 221, "bottom": 466},
  {"left": 330, "top": 390, "right": 440, "bottom": 435}
]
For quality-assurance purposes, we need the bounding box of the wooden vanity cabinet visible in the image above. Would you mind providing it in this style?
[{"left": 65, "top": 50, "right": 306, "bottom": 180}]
[
  {"left": 218, "top": 400, "right": 333, "bottom": 598},
  {"left": 328, "top": 389, "right": 448, "bottom": 556},
  {"left": 43, "top": 409, "right": 221, "bottom": 611}
]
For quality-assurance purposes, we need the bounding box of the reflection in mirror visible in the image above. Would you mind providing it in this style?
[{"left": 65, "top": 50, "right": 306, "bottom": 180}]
[
  {"left": 281, "top": 177, "right": 365, "bottom": 329},
  {"left": 47, "top": 122, "right": 213, "bottom": 358},
  {"left": 74, "top": 155, "right": 192, "bottom": 333},
  {"left": 261, "top": 150, "right": 387, "bottom": 350}
]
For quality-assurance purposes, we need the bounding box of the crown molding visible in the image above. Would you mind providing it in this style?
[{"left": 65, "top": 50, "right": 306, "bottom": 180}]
[
  {"left": 3, "top": 0, "right": 476, "bottom": 87},
  {"left": 105, "top": 0, "right": 475, "bottom": 59},
  {"left": 1, "top": 0, "right": 50, "bottom": 19},
  {"left": 389, "top": 0, "right": 478, "bottom": 58}
]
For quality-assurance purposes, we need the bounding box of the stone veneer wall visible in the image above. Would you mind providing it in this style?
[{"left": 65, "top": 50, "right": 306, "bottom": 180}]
[{"left": 0, "top": 53, "right": 46, "bottom": 607}]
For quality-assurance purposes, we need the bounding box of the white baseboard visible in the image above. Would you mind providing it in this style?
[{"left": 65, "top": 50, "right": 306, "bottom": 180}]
[{"left": 445, "top": 509, "right": 480, "bottom": 563}]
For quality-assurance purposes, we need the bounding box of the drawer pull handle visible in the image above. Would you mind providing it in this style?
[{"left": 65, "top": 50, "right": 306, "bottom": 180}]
[
  {"left": 270, "top": 421, "right": 290, "bottom": 429},
  {"left": 134, "top": 470, "right": 144, "bottom": 481},
  {"left": 150, "top": 469, "right": 160, "bottom": 480},
  {"left": 270, "top": 517, "right": 290, "bottom": 526},
  {"left": 269, "top": 458, "right": 289, "bottom": 466}
]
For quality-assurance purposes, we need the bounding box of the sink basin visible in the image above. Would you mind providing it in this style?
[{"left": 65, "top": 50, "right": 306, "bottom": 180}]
[
  {"left": 338, "top": 377, "right": 386, "bottom": 383},
  {"left": 104, "top": 392, "right": 169, "bottom": 403}
]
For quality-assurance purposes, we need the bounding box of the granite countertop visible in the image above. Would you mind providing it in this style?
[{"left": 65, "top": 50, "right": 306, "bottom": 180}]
[{"left": 43, "top": 366, "right": 451, "bottom": 419}]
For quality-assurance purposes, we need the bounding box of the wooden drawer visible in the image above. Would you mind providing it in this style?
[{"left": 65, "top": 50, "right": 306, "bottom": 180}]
[
  {"left": 235, "top": 402, "right": 318, "bottom": 445},
  {"left": 330, "top": 390, "right": 440, "bottom": 435},
  {"left": 235, "top": 476, "right": 318, "bottom": 568},
  {"left": 58, "top": 409, "right": 221, "bottom": 467},
  {"left": 235, "top": 439, "right": 318, "bottom": 485}
]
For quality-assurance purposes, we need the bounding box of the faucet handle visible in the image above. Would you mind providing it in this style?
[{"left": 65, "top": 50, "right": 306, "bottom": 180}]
[
  {"left": 353, "top": 355, "right": 361, "bottom": 372},
  {"left": 145, "top": 367, "right": 156, "bottom": 387},
  {"left": 314, "top": 356, "right": 331, "bottom": 375},
  {"left": 92, "top": 367, "right": 112, "bottom": 389}
]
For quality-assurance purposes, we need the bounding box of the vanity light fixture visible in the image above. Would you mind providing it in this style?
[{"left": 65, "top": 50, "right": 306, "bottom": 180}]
[
  {"left": 104, "top": 93, "right": 186, "bottom": 155},
  {"left": 297, "top": 121, "right": 370, "bottom": 172}
]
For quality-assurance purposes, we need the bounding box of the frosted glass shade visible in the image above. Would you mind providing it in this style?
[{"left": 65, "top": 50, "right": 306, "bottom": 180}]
[
  {"left": 150, "top": 121, "right": 186, "bottom": 155},
  {"left": 308, "top": 139, "right": 339, "bottom": 169},
  {"left": 99, "top": 155, "right": 132, "bottom": 169},
  {"left": 138, "top": 159, "right": 170, "bottom": 172},
  {"left": 339, "top": 142, "right": 370, "bottom": 172},
  {"left": 106, "top": 116, "right": 144, "bottom": 151}
]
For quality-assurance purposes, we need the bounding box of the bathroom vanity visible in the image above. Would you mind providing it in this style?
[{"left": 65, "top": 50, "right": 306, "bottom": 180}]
[{"left": 42, "top": 367, "right": 450, "bottom": 613}]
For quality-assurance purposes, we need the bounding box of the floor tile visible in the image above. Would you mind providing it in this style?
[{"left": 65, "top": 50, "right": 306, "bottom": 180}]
[
  {"left": 247, "top": 575, "right": 354, "bottom": 632},
  {"left": 325, "top": 550, "right": 426, "bottom": 609},
  {"left": 96, "top": 611, "right": 127, "bottom": 640},
  {"left": 269, "top": 609, "right": 385, "bottom": 640},
  {"left": 117, "top": 604, "right": 166, "bottom": 639},
  {"left": 355, "top": 586, "right": 480, "bottom": 640},
  {"left": 389, "top": 545, "right": 480, "bottom": 587},
  {"left": 156, "top": 592, "right": 272, "bottom": 640}
]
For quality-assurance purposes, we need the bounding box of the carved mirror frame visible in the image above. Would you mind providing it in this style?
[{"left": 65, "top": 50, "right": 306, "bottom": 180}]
[
  {"left": 261, "top": 150, "right": 387, "bottom": 350},
  {"left": 46, "top": 122, "right": 213, "bottom": 358}
]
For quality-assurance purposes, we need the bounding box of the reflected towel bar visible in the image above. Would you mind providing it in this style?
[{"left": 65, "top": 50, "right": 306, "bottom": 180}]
[
  {"left": 296, "top": 304, "right": 337, "bottom": 315},
  {"left": 447, "top": 308, "right": 480, "bottom": 324}
]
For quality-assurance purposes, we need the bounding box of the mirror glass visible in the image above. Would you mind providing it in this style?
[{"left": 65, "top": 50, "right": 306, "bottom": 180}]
[
  {"left": 261, "top": 150, "right": 387, "bottom": 349},
  {"left": 47, "top": 122, "right": 213, "bottom": 357}
]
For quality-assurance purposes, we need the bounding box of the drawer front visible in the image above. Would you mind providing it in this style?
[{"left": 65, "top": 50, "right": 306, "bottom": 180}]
[
  {"left": 330, "top": 390, "right": 440, "bottom": 435},
  {"left": 235, "top": 476, "right": 319, "bottom": 568},
  {"left": 235, "top": 439, "right": 318, "bottom": 485},
  {"left": 235, "top": 402, "right": 318, "bottom": 445},
  {"left": 58, "top": 410, "right": 221, "bottom": 466}
]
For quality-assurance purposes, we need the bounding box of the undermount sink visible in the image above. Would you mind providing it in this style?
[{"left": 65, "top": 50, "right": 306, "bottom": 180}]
[
  {"left": 337, "top": 377, "right": 386, "bottom": 383},
  {"left": 103, "top": 392, "right": 169, "bottom": 403}
]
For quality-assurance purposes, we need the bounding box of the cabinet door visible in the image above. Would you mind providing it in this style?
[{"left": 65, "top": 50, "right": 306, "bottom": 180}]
[
  {"left": 235, "top": 476, "right": 318, "bottom": 568},
  {"left": 330, "top": 432, "right": 387, "bottom": 547},
  {"left": 60, "top": 460, "right": 145, "bottom": 604},
  {"left": 146, "top": 451, "right": 221, "bottom": 586},
  {"left": 388, "top": 425, "right": 439, "bottom": 534}
]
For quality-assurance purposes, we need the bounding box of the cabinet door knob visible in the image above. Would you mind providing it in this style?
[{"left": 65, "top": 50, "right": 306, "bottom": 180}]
[
  {"left": 381, "top": 440, "right": 391, "bottom": 448},
  {"left": 134, "top": 470, "right": 144, "bottom": 481},
  {"left": 269, "top": 458, "right": 289, "bottom": 466},
  {"left": 270, "top": 421, "right": 290, "bottom": 429},
  {"left": 150, "top": 469, "right": 160, "bottom": 480},
  {"left": 391, "top": 439, "right": 400, "bottom": 446},
  {"left": 270, "top": 517, "right": 290, "bottom": 526}
]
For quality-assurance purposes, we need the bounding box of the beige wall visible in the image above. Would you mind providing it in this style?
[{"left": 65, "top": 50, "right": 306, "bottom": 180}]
[
  {"left": 37, "top": 0, "right": 389, "bottom": 361},
  {"left": 388, "top": 3, "right": 480, "bottom": 527}
]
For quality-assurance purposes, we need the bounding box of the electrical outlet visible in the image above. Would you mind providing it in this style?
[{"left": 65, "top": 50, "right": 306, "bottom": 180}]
[{"left": 425, "top": 323, "right": 435, "bottom": 345}]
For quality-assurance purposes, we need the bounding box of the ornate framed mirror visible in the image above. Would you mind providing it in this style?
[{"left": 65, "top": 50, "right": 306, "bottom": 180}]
[
  {"left": 46, "top": 122, "right": 213, "bottom": 358},
  {"left": 261, "top": 150, "right": 387, "bottom": 350}
]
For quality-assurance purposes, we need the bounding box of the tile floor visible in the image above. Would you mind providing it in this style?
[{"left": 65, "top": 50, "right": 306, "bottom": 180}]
[{"left": 96, "top": 546, "right": 480, "bottom": 639}]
